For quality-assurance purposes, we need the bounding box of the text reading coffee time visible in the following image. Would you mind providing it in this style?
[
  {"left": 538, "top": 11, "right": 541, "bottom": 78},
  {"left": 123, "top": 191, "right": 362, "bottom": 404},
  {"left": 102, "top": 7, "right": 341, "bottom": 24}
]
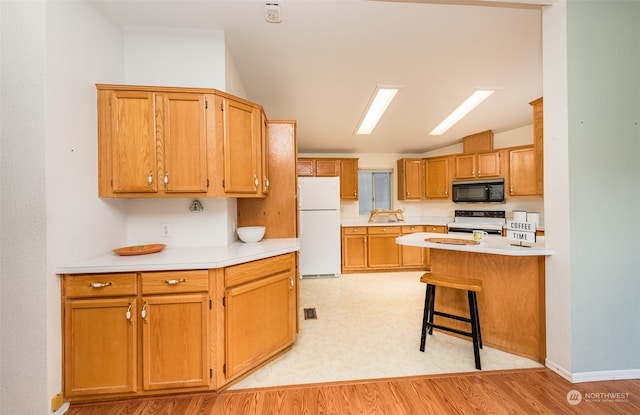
[{"left": 506, "top": 221, "right": 537, "bottom": 244}]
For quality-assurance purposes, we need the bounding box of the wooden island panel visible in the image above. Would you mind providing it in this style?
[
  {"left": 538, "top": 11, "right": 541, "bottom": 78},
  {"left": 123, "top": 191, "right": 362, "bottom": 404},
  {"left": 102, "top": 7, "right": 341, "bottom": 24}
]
[{"left": 429, "top": 249, "right": 545, "bottom": 363}]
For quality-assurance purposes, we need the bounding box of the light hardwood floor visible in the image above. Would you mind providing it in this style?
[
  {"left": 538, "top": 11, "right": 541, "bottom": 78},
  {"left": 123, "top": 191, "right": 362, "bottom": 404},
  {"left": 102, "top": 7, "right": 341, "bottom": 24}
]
[{"left": 66, "top": 368, "right": 640, "bottom": 414}]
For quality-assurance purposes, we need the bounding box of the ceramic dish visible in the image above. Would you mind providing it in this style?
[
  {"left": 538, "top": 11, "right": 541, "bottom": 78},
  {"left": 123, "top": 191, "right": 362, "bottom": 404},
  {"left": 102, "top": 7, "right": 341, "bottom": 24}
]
[{"left": 113, "top": 243, "right": 166, "bottom": 256}]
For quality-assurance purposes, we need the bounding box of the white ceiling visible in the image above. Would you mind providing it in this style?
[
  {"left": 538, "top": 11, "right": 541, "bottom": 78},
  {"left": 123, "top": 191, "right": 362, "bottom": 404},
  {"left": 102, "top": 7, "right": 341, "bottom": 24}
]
[{"left": 92, "top": 0, "right": 543, "bottom": 154}]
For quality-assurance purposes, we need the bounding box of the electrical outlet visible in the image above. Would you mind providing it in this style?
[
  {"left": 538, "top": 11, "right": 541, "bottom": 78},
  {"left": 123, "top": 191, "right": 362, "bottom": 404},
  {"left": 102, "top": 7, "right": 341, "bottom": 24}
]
[{"left": 161, "top": 223, "right": 170, "bottom": 237}]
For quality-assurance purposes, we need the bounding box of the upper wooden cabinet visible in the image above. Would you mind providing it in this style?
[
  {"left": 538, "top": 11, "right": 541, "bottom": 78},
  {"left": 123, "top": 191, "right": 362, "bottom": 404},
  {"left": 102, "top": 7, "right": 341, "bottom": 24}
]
[
  {"left": 297, "top": 157, "right": 358, "bottom": 200},
  {"left": 531, "top": 97, "right": 544, "bottom": 196},
  {"left": 397, "top": 158, "right": 423, "bottom": 200},
  {"left": 339, "top": 158, "right": 359, "bottom": 200},
  {"left": 424, "top": 156, "right": 451, "bottom": 199},
  {"left": 99, "top": 89, "right": 210, "bottom": 197},
  {"left": 297, "top": 158, "right": 339, "bottom": 177},
  {"left": 508, "top": 146, "right": 538, "bottom": 196},
  {"left": 454, "top": 151, "right": 501, "bottom": 179},
  {"left": 97, "top": 84, "right": 265, "bottom": 198},
  {"left": 217, "top": 94, "right": 263, "bottom": 196}
]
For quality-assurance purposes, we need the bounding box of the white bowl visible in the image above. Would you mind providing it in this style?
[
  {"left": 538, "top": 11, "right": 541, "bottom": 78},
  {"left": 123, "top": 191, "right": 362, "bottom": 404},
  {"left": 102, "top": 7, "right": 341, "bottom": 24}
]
[{"left": 237, "top": 226, "right": 266, "bottom": 243}]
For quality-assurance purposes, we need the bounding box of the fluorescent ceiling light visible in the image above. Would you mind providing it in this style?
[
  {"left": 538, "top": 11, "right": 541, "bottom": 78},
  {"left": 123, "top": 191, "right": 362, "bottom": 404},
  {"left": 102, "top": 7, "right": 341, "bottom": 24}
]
[
  {"left": 356, "top": 87, "right": 399, "bottom": 135},
  {"left": 429, "top": 90, "right": 495, "bottom": 135}
]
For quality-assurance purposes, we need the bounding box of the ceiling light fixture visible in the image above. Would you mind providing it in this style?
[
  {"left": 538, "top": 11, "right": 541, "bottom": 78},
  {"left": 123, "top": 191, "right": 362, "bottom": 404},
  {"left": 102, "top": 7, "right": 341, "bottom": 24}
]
[
  {"left": 429, "top": 89, "right": 495, "bottom": 135},
  {"left": 356, "top": 87, "right": 399, "bottom": 135}
]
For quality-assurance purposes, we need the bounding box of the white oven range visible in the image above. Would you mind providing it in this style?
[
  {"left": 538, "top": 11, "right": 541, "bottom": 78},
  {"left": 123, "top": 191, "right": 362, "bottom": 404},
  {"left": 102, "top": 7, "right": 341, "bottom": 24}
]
[{"left": 447, "top": 210, "right": 505, "bottom": 235}]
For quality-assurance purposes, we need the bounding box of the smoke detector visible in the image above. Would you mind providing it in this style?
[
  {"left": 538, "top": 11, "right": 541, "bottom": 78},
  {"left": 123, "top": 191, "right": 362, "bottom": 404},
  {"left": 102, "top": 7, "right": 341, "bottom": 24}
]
[{"left": 265, "top": 3, "right": 282, "bottom": 23}]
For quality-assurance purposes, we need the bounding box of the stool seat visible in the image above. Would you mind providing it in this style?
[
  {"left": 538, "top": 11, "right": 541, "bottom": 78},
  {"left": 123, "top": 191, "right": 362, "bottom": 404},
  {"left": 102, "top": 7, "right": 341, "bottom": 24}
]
[
  {"left": 420, "top": 272, "right": 483, "bottom": 370},
  {"left": 420, "top": 274, "right": 482, "bottom": 292}
]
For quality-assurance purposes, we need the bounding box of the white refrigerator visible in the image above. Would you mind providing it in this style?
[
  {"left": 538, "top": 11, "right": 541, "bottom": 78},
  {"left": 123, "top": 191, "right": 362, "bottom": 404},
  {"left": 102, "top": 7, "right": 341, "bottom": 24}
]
[{"left": 298, "top": 176, "right": 341, "bottom": 278}]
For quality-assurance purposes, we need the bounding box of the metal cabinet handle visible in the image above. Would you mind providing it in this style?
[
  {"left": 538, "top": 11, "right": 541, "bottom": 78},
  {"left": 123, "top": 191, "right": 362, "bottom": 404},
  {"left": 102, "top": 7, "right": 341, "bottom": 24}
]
[
  {"left": 141, "top": 302, "right": 148, "bottom": 324},
  {"left": 254, "top": 176, "right": 259, "bottom": 190},
  {"left": 289, "top": 276, "right": 294, "bottom": 290},
  {"left": 147, "top": 171, "right": 154, "bottom": 189},
  {"left": 264, "top": 177, "right": 270, "bottom": 190},
  {"left": 126, "top": 303, "right": 132, "bottom": 324},
  {"left": 162, "top": 278, "right": 186, "bottom": 285},
  {"left": 163, "top": 171, "right": 169, "bottom": 190},
  {"left": 88, "top": 282, "right": 112, "bottom": 289}
]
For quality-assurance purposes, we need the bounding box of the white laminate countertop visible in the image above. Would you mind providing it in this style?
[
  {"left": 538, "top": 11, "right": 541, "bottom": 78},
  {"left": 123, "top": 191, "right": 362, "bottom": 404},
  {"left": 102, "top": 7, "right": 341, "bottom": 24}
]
[
  {"left": 341, "top": 216, "right": 453, "bottom": 227},
  {"left": 56, "top": 238, "right": 300, "bottom": 275},
  {"left": 396, "top": 232, "right": 553, "bottom": 257}
]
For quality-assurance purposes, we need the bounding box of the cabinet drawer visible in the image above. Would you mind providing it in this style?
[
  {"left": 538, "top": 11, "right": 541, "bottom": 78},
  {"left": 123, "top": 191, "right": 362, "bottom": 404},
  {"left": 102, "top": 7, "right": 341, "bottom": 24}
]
[
  {"left": 64, "top": 273, "right": 137, "bottom": 298},
  {"left": 141, "top": 270, "right": 209, "bottom": 294},
  {"left": 401, "top": 225, "right": 425, "bottom": 234},
  {"left": 367, "top": 226, "right": 401, "bottom": 235},
  {"left": 342, "top": 226, "right": 367, "bottom": 235},
  {"left": 425, "top": 225, "right": 447, "bottom": 233},
  {"left": 225, "top": 253, "right": 294, "bottom": 288}
]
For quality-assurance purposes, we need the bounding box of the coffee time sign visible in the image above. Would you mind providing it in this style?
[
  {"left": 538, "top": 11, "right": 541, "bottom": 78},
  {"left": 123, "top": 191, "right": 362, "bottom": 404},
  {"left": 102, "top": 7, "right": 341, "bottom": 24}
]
[{"left": 506, "top": 220, "right": 537, "bottom": 245}]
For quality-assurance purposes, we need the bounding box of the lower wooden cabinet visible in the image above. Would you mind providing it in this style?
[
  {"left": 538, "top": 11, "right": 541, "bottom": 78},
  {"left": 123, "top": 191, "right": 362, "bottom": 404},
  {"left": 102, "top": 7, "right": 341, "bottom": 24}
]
[
  {"left": 62, "top": 271, "right": 211, "bottom": 400},
  {"left": 367, "top": 227, "right": 402, "bottom": 269},
  {"left": 64, "top": 296, "right": 138, "bottom": 397},
  {"left": 400, "top": 226, "right": 426, "bottom": 268},
  {"left": 341, "top": 225, "right": 443, "bottom": 273},
  {"left": 217, "top": 253, "right": 297, "bottom": 387},
  {"left": 341, "top": 227, "right": 368, "bottom": 271},
  {"left": 62, "top": 253, "right": 298, "bottom": 402}
]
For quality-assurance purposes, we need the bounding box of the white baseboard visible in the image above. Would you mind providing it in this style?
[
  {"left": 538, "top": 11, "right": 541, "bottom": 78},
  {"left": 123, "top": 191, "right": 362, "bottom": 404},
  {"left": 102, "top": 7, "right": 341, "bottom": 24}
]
[
  {"left": 572, "top": 369, "right": 640, "bottom": 383},
  {"left": 53, "top": 402, "right": 70, "bottom": 415},
  {"left": 545, "top": 359, "right": 573, "bottom": 381},
  {"left": 546, "top": 359, "right": 640, "bottom": 383}
]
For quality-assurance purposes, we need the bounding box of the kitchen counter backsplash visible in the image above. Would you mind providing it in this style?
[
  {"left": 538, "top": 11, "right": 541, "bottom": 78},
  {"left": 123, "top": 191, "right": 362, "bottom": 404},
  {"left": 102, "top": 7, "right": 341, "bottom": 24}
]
[{"left": 341, "top": 216, "right": 452, "bottom": 227}]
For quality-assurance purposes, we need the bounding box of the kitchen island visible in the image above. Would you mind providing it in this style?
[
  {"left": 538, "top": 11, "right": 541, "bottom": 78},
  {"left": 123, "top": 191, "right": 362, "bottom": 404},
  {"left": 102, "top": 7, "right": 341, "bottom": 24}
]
[
  {"left": 396, "top": 232, "right": 552, "bottom": 363},
  {"left": 57, "top": 239, "right": 299, "bottom": 403}
]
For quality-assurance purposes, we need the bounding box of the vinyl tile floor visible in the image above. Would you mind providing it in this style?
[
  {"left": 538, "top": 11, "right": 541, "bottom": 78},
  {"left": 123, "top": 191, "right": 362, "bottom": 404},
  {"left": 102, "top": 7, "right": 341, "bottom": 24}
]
[{"left": 229, "top": 271, "right": 542, "bottom": 390}]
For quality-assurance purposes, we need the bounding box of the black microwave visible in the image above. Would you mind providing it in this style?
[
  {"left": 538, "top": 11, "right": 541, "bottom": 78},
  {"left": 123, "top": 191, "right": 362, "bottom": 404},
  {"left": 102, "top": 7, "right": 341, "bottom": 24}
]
[{"left": 451, "top": 179, "right": 505, "bottom": 203}]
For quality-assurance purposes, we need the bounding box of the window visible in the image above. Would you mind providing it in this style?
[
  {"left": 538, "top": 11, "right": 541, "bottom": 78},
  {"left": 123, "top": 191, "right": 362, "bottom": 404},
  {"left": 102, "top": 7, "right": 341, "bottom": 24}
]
[{"left": 358, "top": 170, "right": 392, "bottom": 215}]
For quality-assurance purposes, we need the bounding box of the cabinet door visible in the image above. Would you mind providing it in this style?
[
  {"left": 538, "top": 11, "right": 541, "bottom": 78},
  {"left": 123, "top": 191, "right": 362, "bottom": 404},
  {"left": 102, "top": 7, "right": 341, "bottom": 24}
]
[
  {"left": 141, "top": 294, "right": 209, "bottom": 390},
  {"left": 315, "top": 159, "right": 340, "bottom": 176},
  {"left": 64, "top": 298, "right": 137, "bottom": 397},
  {"left": 222, "top": 97, "right": 260, "bottom": 194},
  {"left": 398, "top": 159, "right": 423, "bottom": 200},
  {"left": 342, "top": 232, "right": 368, "bottom": 271},
  {"left": 340, "top": 158, "right": 359, "bottom": 200},
  {"left": 454, "top": 154, "right": 476, "bottom": 179},
  {"left": 297, "top": 158, "right": 315, "bottom": 176},
  {"left": 476, "top": 152, "right": 501, "bottom": 177},
  {"left": 160, "top": 93, "right": 208, "bottom": 193},
  {"left": 424, "top": 157, "right": 450, "bottom": 199},
  {"left": 400, "top": 226, "right": 426, "bottom": 267},
  {"left": 110, "top": 91, "right": 157, "bottom": 193},
  {"left": 509, "top": 147, "right": 537, "bottom": 196},
  {"left": 367, "top": 228, "right": 401, "bottom": 269},
  {"left": 225, "top": 271, "right": 295, "bottom": 378}
]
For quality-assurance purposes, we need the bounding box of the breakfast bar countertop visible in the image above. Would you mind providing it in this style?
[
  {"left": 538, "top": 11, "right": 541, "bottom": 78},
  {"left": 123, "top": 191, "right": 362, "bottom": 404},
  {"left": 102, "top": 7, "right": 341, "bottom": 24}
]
[
  {"left": 396, "top": 232, "right": 553, "bottom": 257},
  {"left": 56, "top": 238, "right": 300, "bottom": 274}
]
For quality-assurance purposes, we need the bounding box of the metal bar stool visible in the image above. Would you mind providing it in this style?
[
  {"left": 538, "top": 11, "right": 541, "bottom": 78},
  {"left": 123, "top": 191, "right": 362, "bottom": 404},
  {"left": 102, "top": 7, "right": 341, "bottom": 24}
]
[{"left": 419, "top": 273, "right": 483, "bottom": 370}]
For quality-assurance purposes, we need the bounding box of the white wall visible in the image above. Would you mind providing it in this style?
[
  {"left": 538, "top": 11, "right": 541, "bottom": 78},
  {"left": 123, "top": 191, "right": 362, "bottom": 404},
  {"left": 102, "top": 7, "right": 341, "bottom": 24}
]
[
  {"left": 124, "top": 27, "right": 226, "bottom": 88},
  {"left": 565, "top": 0, "right": 640, "bottom": 377},
  {"left": 541, "top": 0, "right": 573, "bottom": 379},
  {"left": 123, "top": 26, "right": 240, "bottom": 247},
  {"left": 302, "top": 124, "right": 544, "bottom": 221},
  {"left": 0, "top": 2, "right": 48, "bottom": 413}
]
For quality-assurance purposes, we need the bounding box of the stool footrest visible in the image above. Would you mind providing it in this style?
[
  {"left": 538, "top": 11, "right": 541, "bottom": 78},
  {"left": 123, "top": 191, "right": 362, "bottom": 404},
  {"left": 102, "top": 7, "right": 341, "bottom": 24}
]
[
  {"left": 426, "top": 322, "right": 474, "bottom": 339},
  {"left": 432, "top": 310, "right": 472, "bottom": 324}
]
